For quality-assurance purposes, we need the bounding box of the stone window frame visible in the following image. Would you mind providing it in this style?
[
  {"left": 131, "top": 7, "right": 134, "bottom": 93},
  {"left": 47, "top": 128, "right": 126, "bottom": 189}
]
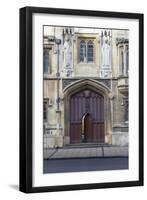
[
  {"left": 43, "top": 44, "right": 53, "bottom": 74},
  {"left": 118, "top": 43, "right": 129, "bottom": 77},
  {"left": 43, "top": 98, "right": 49, "bottom": 122},
  {"left": 125, "top": 45, "right": 129, "bottom": 75},
  {"left": 78, "top": 37, "right": 96, "bottom": 64}
]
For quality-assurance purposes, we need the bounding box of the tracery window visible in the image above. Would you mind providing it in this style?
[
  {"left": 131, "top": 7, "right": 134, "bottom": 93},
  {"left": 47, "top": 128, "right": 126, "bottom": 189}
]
[
  {"left": 119, "top": 46, "right": 124, "bottom": 75},
  {"left": 79, "top": 39, "right": 95, "bottom": 63},
  {"left": 43, "top": 48, "right": 52, "bottom": 74},
  {"left": 125, "top": 45, "right": 129, "bottom": 75},
  {"left": 80, "top": 40, "right": 86, "bottom": 62},
  {"left": 87, "top": 40, "right": 94, "bottom": 62},
  {"left": 119, "top": 44, "right": 129, "bottom": 76},
  {"left": 43, "top": 100, "right": 48, "bottom": 121}
]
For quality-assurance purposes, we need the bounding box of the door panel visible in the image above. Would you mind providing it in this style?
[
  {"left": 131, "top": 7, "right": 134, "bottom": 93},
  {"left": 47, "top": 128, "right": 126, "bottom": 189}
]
[
  {"left": 70, "top": 123, "right": 81, "bottom": 144},
  {"left": 84, "top": 114, "right": 93, "bottom": 142},
  {"left": 70, "top": 89, "right": 104, "bottom": 144},
  {"left": 93, "top": 123, "right": 104, "bottom": 143}
]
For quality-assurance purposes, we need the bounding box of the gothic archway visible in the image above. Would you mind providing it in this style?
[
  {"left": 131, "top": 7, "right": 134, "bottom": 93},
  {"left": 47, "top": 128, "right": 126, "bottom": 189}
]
[
  {"left": 70, "top": 89, "right": 104, "bottom": 143},
  {"left": 63, "top": 79, "right": 111, "bottom": 145}
]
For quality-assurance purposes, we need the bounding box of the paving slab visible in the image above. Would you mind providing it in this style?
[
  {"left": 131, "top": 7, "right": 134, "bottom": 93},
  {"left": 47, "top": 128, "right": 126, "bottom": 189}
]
[
  {"left": 44, "top": 146, "right": 128, "bottom": 159},
  {"left": 103, "top": 146, "right": 128, "bottom": 157}
]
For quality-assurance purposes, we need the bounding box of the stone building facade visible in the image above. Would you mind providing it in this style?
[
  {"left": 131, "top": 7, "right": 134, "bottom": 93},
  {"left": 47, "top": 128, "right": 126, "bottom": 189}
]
[{"left": 43, "top": 26, "right": 129, "bottom": 148}]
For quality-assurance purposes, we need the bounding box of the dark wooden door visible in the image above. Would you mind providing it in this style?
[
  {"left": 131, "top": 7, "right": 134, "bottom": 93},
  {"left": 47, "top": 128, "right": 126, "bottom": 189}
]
[
  {"left": 70, "top": 89, "right": 104, "bottom": 144},
  {"left": 84, "top": 113, "right": 93, "bottom": 142}
]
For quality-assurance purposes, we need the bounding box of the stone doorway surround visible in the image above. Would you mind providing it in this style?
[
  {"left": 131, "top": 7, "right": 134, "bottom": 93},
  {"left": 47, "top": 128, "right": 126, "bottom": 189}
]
[{"left": 63, "top": 79, "right": 112, "bottom": 145}]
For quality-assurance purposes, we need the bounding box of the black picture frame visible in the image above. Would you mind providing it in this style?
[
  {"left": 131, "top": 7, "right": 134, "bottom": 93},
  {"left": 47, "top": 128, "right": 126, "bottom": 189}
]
[{"left": 19, "top": 6, "right": 144, "bottom": 193}]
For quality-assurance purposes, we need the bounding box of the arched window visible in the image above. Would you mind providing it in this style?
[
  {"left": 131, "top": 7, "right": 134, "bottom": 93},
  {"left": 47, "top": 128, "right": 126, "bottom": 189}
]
[
  {"left": 79, "top": 38, "right": 95, "bottom": 63},
  {"left": 43, "top": 100, "right": 48, "bottom": 121},
  {"left": 43, "top": 49, "right": 49, "bottom": 73},
  {"left": 119, "top": 46, "right": 124, "bottom": 75},
  {"left": 43, "top": 48, "right": 52, "bottom": 73},
  {"left": 125, "top": 45, "right": 129, "bottom": 75},
  {"left": 121, "top": 50, "right": 124, "bottom": 74},
  {"left": 87, "top": 40, "right": 94, "bottom": 62},
  {"left": 80, "top": 40, "right": 86, "bottom": 62},
  {"left": 119, "top": 44, "right": 129, "bottom": 76}
]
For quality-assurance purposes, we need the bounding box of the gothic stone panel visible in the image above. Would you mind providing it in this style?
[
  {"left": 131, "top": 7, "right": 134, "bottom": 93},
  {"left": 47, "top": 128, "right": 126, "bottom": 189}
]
[{"left": 62, "top": 79, "right": 111, "bottom": 90}]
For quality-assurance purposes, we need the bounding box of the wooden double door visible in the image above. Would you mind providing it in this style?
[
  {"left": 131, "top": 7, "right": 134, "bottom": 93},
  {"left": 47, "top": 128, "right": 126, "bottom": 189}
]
[{"left": 70, "top": 89, "right": 104, "bottom": 144}]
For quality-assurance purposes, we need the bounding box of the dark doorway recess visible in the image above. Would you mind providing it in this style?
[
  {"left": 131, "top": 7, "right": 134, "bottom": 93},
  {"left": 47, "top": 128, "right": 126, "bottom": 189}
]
[{"left": 70, "top": 89, "right": 104, "bottom": 144}]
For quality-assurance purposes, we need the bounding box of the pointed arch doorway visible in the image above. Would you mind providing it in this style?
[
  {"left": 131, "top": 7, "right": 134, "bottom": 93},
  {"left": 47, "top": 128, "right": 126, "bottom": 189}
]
[{"left": 70, "top": 89, "right": 104, "bottom": 144}]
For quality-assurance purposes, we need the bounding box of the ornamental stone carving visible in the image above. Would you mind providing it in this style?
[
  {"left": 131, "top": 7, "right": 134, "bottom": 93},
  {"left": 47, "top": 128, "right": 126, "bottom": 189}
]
[
  {"left": 102, "top": 39, "right": 111, "bottom": 68},
  {"left": 116, "top": 38, "right": 129, "bottom": 46},
  {"left": 63, "top": 34, "right": 72, "bottom": 68},
  {"left": 100, "top": 30, "right": 112, "bottom": 78},
  {"left": 63, "top": 28, "right": 73, "bottom": 77},
  {"left": 62, "top": 79, "right": 111, "bottom": 90}
]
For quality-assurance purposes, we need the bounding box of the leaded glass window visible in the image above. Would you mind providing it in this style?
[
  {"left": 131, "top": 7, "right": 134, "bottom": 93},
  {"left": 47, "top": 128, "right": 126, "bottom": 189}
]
[
  {"left": 43, "top": 48, "right": 52, "bottom": 73},
  {"left": 87, "top": 40, "right": 94, "bottom": 62},
  {"left": 126, "top": 45, "right": 129, "bottom": 75},
  {"left": 79, "top": 38, "right": 95, "bottom": 63},
  {"left": 119, "top": 44, "right": 129, "bottom": 76},
  {"left": 80, "top": 40, "right": 86, "bottom": 62},
  {"left": 119, "top": 46, "right": 124, "bottom": 75},
  {"left": 43, "top": 101, "right": 48, "bottom": 121}
]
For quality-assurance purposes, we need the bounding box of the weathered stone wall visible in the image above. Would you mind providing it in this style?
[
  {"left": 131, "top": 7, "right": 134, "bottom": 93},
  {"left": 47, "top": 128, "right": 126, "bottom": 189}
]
[{"left": 43, "top": 27, "right": 129, "bottom": 148}]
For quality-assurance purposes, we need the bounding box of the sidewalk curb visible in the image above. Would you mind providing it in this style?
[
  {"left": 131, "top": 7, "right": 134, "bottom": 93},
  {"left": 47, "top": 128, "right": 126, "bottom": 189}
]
[{"left": 44, "top": 146, "right": 128, "bottom": 159}]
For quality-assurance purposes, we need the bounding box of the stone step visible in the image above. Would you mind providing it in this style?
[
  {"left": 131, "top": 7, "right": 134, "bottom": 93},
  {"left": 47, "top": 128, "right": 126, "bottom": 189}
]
[
  {"left": 44, "top": 146, "right": 128, "bottom": 159},
  {"left": 65, "top": 143, "right": 111, "bottom": 148}
]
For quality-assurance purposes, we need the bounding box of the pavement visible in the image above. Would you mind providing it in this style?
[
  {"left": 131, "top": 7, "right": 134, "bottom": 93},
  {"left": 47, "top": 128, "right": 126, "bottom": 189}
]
[
  {"left": 43, "top": 157, "right": 128, "bottom": 173},
  {"left": 44, "top": 145, "right": 128, "bottom": 159}
]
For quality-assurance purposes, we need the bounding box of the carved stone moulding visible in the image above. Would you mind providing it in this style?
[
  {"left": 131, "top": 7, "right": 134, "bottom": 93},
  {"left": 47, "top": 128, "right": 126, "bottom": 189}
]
[
  {"left": 62, "top": 78, "right": 111, "bottom": 90},
  {"left": 117, "top": 85, "right": 128, "bottom": 95},
  {"left": 117, "top": 77, "right": 128, "bottom": 95},
  {"left": 116, "top": 37, "right": 129, "bottom": 46}
]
